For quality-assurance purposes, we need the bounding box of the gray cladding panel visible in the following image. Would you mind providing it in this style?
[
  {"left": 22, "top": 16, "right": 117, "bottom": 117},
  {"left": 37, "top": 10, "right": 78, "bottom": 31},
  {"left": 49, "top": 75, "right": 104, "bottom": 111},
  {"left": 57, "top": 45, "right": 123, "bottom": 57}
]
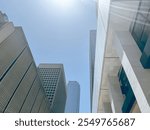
[
  {"left": 0, "top": 28, "right": 27, "bottom": 80},
  {"left": 0, "top": 47, "right": 32, "bottom": 112},
  {"left": 39, "top": 98, "right": 47, "bottom": 113},
  {"left": 44, "top": 104, "right": 50, "bottom": 113},
  {"left": 31, "top": 89, "right": 44, "bottom": 113},
  {"left": 20, "top": 77, "right": 41, "bottom": 113},
  {"left": 4, "top": 63, "right": 37, "bottom": 113}
]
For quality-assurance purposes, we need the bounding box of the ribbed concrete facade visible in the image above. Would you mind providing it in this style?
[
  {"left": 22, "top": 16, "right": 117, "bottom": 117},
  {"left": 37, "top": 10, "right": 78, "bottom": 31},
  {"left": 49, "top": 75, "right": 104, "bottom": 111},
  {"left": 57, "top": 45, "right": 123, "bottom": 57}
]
[
  {"left": 0, "top": 11, "right": 50, "bottom": 113},
  {"left": 92, "top": 0, "right": 150, "bottom": 113},
  {"left": 38, "top": 64, "right": 67, "bottom": 113},
  {"left": 65, "top": 81, "right": 80, "bottom": 113}
]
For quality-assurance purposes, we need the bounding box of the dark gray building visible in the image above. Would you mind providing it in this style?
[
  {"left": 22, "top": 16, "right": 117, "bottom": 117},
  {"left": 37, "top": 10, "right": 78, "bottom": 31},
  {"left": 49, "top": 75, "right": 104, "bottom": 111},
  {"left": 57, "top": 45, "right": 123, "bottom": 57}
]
[
  {"left": 89, "top": 30, "right": 96, "bottom": 111},
  {"left": 0, "top": 11, "right": 50, "bottom": 113},
  {"left": 38, "top": 64, "right": 67, "bottom": 113}
]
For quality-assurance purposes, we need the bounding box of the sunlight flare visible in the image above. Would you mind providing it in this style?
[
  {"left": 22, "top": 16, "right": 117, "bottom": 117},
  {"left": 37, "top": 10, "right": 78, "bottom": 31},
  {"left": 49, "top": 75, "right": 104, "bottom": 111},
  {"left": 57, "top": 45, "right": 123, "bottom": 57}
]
[{"left": 53, "top": 0, "right": 74, "bottom": 9}]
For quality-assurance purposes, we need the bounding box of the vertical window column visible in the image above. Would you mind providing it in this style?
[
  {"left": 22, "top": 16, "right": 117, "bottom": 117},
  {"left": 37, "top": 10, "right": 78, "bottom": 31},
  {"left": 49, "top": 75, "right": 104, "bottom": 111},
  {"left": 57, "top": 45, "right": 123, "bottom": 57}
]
[
  {"left": 130, "top": 0, "right": 150, "bottom": 68},
  {"left": 118, "top": 67, "right": 136, "bottom": 113},
  {"left": 122, "top": 87, "right": 136, "bottom": 113},
  {"left": 140, "top": 35, "right": 150, "bottom": 68}
]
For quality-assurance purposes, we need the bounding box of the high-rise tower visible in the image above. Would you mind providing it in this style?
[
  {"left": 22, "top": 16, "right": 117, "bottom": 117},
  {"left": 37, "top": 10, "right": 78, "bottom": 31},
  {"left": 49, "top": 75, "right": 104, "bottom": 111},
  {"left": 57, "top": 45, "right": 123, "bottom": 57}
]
[
  {"left": 89, "top": 30, "right": 96, "bottom": 111},
  {"left": 38, "top": 64, "right": 67, "bottom": 113},
  {"left": 0, "top": 11, "right": 50, "bottom": 113},
  {"left": 65, "top": 81, "right": 80, "bottom": 113}
]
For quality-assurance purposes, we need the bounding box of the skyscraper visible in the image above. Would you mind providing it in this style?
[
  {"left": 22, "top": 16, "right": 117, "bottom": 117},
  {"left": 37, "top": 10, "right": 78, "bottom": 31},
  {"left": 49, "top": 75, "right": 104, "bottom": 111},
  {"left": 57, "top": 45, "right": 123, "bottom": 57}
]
[
  {"left": 0, "top": 11, "right": 50, "bottom": 113},
  {"left": 92, "top": 0, "right": 150, "bottom": 113},
  {"left": 38, "top": 64, "right": 67, "bottom": 113},
  {"left": 89, "top": 30, "right": 96, "bottom": 111},
  {"left": 65, "top": 81, "right": 80, "bottom": 113}
]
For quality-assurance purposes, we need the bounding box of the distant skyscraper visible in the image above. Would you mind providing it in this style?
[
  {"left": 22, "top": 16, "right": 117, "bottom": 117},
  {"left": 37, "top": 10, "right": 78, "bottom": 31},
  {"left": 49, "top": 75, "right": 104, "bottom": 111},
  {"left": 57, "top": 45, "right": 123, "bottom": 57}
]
[
  {"left": 89, "top": 30, "right": 96, "bottom": 111},
  {"left": 65, "top": 81, "right": 80, "bottom": 113},
  {"left": 0, "top": 11, "right": 50, "bottom": 113},
  {"left": 38, "top": 64, "right": 67, "bottom": 113}
]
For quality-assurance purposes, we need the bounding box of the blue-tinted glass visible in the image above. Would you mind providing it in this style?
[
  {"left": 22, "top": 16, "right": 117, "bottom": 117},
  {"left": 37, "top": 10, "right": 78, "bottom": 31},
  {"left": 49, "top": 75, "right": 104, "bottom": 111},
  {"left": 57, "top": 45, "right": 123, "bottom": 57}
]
[
  {"left": 122, "top": 87, "right": 136, "bottom": 113},
  {"left": 118, "top": 67, "right": 136, "bottom": 113},
  {"left": 118, "top": 67, "right": 129, "bottom": 94},
  {"left": 131, "top": 1, "right": 150, "bottom": 52},
  {"left": 140, "top": 36, "right": 150, "bottom": 68}
]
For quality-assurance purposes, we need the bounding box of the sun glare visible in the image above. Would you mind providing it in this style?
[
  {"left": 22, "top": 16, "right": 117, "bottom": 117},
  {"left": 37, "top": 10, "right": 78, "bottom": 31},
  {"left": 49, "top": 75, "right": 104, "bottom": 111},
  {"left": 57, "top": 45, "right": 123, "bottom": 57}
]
[{"left": 52, "top": 0, "right": 74, "bottom": 10}]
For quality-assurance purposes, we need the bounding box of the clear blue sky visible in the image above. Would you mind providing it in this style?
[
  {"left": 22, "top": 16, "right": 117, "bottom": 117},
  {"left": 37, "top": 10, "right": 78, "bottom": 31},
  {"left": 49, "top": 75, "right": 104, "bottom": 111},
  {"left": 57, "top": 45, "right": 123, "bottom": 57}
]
[{"left": 0, "top": 0, "right": 96, "bottom": 112}]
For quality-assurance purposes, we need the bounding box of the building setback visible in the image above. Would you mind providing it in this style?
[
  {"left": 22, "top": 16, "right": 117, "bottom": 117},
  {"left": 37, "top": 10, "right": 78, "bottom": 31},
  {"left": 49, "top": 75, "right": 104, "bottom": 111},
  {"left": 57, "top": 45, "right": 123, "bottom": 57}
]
[
  {"left": 65, "top": 81, "right": 80, "bottom": 113},
  {"left": 38, "top": 64, "right": 67, "bottom": 113},
  {"left": 0, "top": 11, "right": 50, "bottom": 113},
  {"left": 92, "top": 0, "right": 150, "bottom": 113}
]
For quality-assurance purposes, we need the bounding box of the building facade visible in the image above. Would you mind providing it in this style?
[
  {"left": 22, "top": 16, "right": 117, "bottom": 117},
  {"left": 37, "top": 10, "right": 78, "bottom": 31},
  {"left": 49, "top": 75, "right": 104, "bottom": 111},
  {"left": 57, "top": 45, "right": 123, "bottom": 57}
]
[
  {"left": 0, "top": 11, "right": 50, "bottom": 113},
  {"left": 89, "top": 30, "right": 96, "bottom": 111},
  {"left": 65, "top": 81, "right": 80, "bottom": 113},
  {"left": 92, "top": 0, "right": 150, "bottom": 113},
  {"left": 38, "top": 64, "right": 67, "bottom": 113}
]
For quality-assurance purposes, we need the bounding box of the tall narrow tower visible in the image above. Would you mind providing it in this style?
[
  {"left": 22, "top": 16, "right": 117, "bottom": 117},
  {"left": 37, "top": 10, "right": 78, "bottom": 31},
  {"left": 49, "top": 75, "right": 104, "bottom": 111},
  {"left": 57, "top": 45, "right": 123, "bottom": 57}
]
[
  {"left": 65, "top": 81, "right": 80, "bottom": 113},
  {"left": 89, "top": 30, "right": 96, "bottom": 111}
]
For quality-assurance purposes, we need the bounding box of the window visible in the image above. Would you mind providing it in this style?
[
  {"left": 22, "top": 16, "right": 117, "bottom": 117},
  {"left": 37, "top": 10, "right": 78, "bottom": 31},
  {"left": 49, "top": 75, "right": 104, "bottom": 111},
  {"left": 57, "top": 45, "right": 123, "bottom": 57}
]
[
  {"left": 131, "top": 1, "right": 150, "bottom": 52},
  {"left": 118, "top": 67, "right": 136, "bottom": 113},
  {"left": 131, "top": 0, "right": 150, "bottom": 68},
  {"left": 38, "top": 67, "right": 61, "bottom": 106},
  {"left": 140, "top": 36, "right": 150, "bottom": 68}
]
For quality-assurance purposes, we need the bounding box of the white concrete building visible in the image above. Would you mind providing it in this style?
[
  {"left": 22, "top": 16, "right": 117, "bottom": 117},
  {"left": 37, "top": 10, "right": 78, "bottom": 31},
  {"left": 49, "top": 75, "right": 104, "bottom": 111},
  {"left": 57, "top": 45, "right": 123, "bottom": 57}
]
[{"left": 92, "top": 0, "right": 150, "bottom": 113}]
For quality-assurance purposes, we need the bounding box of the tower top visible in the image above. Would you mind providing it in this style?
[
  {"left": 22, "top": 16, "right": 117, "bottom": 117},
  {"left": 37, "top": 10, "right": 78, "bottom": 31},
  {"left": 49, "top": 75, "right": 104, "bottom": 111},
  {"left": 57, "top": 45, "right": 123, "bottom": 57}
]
[{"left": 0, "top": 11, "right": 8, "bottom": 24}]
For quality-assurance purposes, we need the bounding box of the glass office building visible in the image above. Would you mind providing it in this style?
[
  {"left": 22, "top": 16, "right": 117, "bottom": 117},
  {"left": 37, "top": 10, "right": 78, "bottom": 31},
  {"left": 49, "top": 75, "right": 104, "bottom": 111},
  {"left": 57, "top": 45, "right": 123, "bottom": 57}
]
[{"left": 65, "top": 81, "right": 80, "bottom": 113}]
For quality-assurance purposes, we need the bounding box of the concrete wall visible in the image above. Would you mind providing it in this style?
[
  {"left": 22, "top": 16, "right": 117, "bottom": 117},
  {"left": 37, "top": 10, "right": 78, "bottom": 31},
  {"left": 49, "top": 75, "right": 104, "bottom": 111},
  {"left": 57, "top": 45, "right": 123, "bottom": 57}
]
[{"left": 92, "top": 0, "right": 111, "bottom": 112}]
